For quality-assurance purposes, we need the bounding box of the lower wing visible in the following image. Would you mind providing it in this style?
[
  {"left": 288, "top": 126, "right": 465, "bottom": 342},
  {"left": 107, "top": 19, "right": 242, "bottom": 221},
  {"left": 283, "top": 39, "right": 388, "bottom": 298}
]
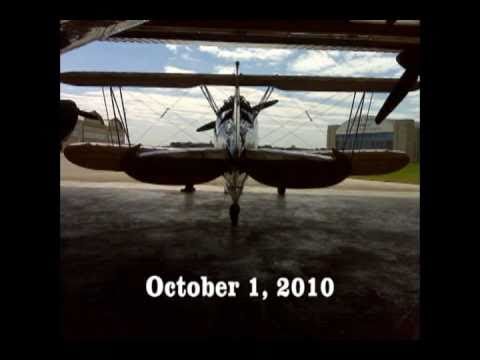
[
  {"left": 313, "top": 149, "right": 409, "bottom": 175},
  {"left": 63, "top": 142, "right": 228, "bottom": 185},
  {"left": 240, "top": 149, "right": 351, "bottom": 188},
  {"left": 64, "top": 143, "right": 409, "bottom": 187}
]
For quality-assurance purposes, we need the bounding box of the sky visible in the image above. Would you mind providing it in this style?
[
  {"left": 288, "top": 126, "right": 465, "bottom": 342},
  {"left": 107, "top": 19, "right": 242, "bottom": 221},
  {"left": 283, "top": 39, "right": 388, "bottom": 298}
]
[{"left": 60, "top": 41, "right": 420, "bottom": 149}]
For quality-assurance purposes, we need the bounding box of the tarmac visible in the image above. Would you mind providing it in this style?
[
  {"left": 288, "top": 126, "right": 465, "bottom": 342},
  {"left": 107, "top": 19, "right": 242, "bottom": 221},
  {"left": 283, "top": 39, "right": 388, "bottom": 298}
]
[{"left": 60, "top": 155, "right": 420, "bottom": 340}]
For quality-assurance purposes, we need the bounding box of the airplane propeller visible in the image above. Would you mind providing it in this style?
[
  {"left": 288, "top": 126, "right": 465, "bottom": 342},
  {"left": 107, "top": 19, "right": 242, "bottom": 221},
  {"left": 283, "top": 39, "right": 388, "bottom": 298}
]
[
  {"left": 60, "top": 99, "right": 104, "bottom": 148},
  {"left": 251, "top": 99, "right": 278, "bottom": 113},
  {"left": 375, "top": 48, "right": 420, "bottom": 124},
  {"left": 196, "top": 99, "right": 279, "bottom": 132},
  {"left": 196, "top": 121, "right": 216, "bottom": 132}
]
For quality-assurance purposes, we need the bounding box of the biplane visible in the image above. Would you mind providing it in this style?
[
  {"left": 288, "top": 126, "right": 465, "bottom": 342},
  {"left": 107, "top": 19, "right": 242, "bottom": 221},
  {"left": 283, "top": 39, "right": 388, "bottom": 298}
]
[{"left": 60, "top": 20, "right": 419, "bottom": 225}]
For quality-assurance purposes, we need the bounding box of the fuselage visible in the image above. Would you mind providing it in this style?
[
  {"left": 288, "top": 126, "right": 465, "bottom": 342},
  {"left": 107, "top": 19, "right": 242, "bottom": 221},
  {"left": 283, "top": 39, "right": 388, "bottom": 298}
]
[
  {"left": 214, "top": 97, "right": 258, "bottom": 158},
  {"left": 213, "top": 96, "right": 258, "bottom": 203},
  {"left": 213, "top": 95, "right": 258, "bottom": 156}
]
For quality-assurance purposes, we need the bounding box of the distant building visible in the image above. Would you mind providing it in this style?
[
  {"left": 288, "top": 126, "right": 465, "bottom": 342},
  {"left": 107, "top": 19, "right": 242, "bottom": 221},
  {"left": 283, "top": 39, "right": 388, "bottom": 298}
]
[
  {"left": 169, "top": 141, "right": 214, "bottom": 148},
  {"left": 326, "top": 115, "right": 420, "bottom": 162},
  {"left": 63, "top": 112, "right": 126, "bottom": 148}
]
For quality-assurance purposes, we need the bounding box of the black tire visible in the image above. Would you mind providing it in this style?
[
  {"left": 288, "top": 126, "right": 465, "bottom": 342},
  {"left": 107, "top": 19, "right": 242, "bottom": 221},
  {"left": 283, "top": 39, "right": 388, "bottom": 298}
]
[
  {"left": 277, "top": 186, "right": 286, "bottom": 196},
  {"left": 181, "top": 184, "right": 196, "bottom": 193},
  {"left": 229, "top": 203, "right": 240, "bottom": 226}
]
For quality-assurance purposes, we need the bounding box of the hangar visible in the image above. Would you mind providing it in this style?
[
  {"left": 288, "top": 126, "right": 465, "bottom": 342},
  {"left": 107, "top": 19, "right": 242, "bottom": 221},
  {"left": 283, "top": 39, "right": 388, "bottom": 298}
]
[
  {"left": 327, "top": 115, "right": 420, "bottom": 162},
  {"left": 62, "top": 112, "right": 126, "bottom": 148}
]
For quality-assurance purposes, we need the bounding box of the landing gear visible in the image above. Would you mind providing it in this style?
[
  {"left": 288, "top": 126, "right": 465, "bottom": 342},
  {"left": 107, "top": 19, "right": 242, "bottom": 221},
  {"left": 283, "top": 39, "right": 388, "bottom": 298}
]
[
  {"left": 277, "top": 186, "right": 286, "bottom": 196},
  {"left": 181, "top": 184, "right": 196, "bottom": 193},
  {"left": 229, "top": 203, "right": 240, "bottom": 226}
]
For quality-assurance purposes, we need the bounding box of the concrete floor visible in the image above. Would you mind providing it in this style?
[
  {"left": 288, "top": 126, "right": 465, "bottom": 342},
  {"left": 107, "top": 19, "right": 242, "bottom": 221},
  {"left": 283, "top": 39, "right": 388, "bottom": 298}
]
[{"left": 60, "top": 181, "right": 419, "bottom": 340}]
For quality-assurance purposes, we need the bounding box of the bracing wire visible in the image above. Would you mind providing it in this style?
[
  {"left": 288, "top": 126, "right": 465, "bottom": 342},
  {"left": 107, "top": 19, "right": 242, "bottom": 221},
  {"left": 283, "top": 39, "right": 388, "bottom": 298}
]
[
  {"left": 110, "top": 87, "right": 131, "bottom": 146},
  {"left": 351, "top": 93, "right": 366, "bottom": 156},
  {"left": 343, "top": 92, "right": 365, "bottom": 151},
  {"left": 342, "top": 92, "right": 357, "bottom": 150},
  {"left": 264, "top": 93, "right": 351, "bottom": 147},
  {"left": 130, "top": 88, "right": 192, "bottom": 144},
  {"left": 261, "top": 92, "right": 350, "bottom": 142},
  {"left": 359, "top": 93, "right": 374, "bottom": 150},
  {"left": 101, "top": 87, "right": 114, "bottom": 144},
  {"left": 118, "top": 87, "right": 131, "bottom": 147},
  {"left": 109, "top": 87, "right": 121, "bottom": 146}
]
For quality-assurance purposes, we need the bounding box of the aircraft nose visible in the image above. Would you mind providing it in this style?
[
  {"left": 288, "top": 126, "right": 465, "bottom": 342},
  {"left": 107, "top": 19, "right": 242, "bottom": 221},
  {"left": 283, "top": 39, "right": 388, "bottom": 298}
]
[
  {"left": 227, "top": 141, "right": 238, "bottom": 158},
  {"left": 226, "top": 139, "right": 242, "bottom": 159}
]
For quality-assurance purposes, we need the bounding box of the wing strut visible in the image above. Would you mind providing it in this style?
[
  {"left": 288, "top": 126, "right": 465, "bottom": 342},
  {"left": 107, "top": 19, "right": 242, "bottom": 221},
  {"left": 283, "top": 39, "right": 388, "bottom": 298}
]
[
  {"left": 358, "top": 93, "right": 374, "bottom": 149},
  {"left": 252, "top": 86, "right": 275, "bottom": 122},
  {"left": 200, "top": 85, "right": 219, "bottom": 115},
  {"left": 101, "top": 87, "right": 115, "bottom": 144},
  {"left": 342, "top": 92, "right": 368, "bottom": 153},
  {"left": 109, "top": 87, "right": 122, "bottom": 146},
  {"left": 109, "top": 86, "right": 132, "bottom": 146}
]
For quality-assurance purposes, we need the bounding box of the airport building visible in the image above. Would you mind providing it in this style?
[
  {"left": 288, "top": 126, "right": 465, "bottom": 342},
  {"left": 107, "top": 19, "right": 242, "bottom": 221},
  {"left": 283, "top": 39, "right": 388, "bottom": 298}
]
[
  {"left": 64, "top": 112, "right": 126, "bottom": 147},
  {"left": 327, "top": 116, "right": 420, "bottom": 162}
]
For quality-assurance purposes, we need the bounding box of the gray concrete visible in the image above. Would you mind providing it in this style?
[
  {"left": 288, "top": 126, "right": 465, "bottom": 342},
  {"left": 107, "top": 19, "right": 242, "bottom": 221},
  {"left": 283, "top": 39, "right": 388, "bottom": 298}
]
[{"left": 61, "top": 182, "right": 419, "bottom": 340}]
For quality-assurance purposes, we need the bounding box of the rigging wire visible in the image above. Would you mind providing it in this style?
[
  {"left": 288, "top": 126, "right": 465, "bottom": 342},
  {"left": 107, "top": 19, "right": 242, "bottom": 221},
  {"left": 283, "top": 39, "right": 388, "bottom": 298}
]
[
  {"left": 130, "top": 88, "right": 190, "bottom": 144},
  {"left": 342, "top": 92, "right": 357, "bottom": 150},
  {"left": 263, "top": 92, "right": 351, "bottom": 145},
  {"left": 101, "top": 87, "right": 114, "bottom": 144},
  {"left": 200, "top": 85, "right": 219, "bottom": 115},
  {"left": 110, "top": 87, "right": 131, "bottom": 146},
  {"left": 109, "top": 87, "right": 121, "bottom": 146},
  {"left": 343, "top": 92, "right": 365, "bottom": 151},
  {"left": 261, "top": 93, "right": 348, "bottom": 141},
  {"left": 136, "top": 107, "right": 170, "bottom": 143},
  {"left": 359, "top": 93, "right": 374, "bottom": 150},
  {"left": 162, "top": 111, "right": 205, "bottom": 143},
  {"left": 118, "top": 87, "right": 131, "bottom": 147},
  {"left": 351, "top": 92, "right": 366, "bottom": 156}
]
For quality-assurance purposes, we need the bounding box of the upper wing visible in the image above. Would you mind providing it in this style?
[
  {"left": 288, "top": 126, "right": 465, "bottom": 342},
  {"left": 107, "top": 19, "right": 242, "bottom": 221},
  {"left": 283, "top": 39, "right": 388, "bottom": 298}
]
[
  {"left": 62, "top": 20, "right": 418, "bottom": 54},
  {"left": 106, "top": 20, "right": 419, "bottom": 53},
  {"left": 60, "top": 71, "right": 419, "bottom": 92}
]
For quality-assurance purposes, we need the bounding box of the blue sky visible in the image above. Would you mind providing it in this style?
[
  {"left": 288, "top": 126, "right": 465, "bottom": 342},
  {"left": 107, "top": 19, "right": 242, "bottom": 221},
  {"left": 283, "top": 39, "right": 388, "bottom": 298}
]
[{"left": 61, "top": 41, "right": 419, "bottom": 148}]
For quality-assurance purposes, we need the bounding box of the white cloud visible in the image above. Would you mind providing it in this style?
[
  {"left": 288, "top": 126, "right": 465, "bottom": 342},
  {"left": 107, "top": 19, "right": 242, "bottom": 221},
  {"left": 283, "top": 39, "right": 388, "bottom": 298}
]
[
  {"left": 214, "top": 65, "right": 235, "bottom": 74},
  {"left": 288, "top": 50, "right": 402, "bottom": 77},
  {"left": 180, "top": 52, "right": 201, "bottom": 62},
  {"left": 289, "top": 51, "right": 337, "bottom": 73},
  {"left": 165, "top": 44, "right": 178, "bottom": 53},
  {"left": 164, "top": 66, "right": 195, "bottom": 74},
  {"left": 198, "top": 45, "right": 293, "bottom": 62}
]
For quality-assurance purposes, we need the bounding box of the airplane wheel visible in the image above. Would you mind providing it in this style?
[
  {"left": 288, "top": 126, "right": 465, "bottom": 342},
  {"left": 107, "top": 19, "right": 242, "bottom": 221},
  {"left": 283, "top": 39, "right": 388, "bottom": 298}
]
[
  {"left": 229, "top": 203, "right": 240, "bottom": 226},
  {"left": 277, "top": 186, "right": 286, "bottom": 196},
  {"left": 181, "top": 184, "right": 196, "bottom": 193}
]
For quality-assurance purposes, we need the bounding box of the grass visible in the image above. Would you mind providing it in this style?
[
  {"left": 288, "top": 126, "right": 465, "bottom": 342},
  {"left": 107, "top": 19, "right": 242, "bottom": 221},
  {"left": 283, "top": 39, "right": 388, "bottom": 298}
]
[{"left": 354, "top": 162, "right": 420, "bottom": 185}]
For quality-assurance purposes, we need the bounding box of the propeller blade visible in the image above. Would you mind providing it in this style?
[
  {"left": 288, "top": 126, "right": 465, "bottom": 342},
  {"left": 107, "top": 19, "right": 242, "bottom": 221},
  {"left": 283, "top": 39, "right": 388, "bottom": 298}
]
[
  {"left": 374, "top": 68, "right": 418, "bottom": 124},
  {"left": 375, "top": 48, "right": 419, "bottom": 124},
  {"left": 252, "top": 99, "right": 278, "bottom": 112},
  {"left": 196, "top": 121, "right": 216, "bottom": 132},
  {"left": 78, "top": 109, "right": 102, "bottom": 121},
  {"left": 60, "top": 100, "right": 80, "bottom": 146}
]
